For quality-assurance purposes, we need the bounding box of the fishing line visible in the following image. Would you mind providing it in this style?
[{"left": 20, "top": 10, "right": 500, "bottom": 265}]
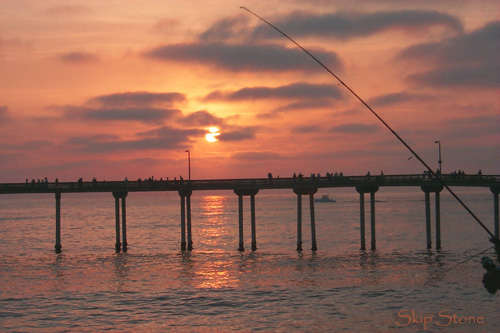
[
  {"left": 423, "top": 246, "right": 494, "bottom": 286},
  {"left": 241, "top": 6, "right": 498, "bottom": 244}
]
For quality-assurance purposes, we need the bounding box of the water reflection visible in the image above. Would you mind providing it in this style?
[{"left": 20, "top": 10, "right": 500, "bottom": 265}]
[
  {"left": 179, "top": 251, "right": 242, "bottom": 289},
  {"left": 198, "top": 196, "right": 230, "bottom": 247}
]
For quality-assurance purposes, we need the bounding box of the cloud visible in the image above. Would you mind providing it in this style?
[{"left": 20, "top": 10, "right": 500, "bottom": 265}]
[
  {"left": 200, "top": 15, "right": 251, "bottom": 42},
  {"left": 250, "top": 9, "right": 463, "bottom": 41},
  {"left": 61, "top": 91, "right": 187, "bottom": 124},
  {"left": 292, "top": 125, "right": 322, "bottom": 134},
  {"left": 72, "top": 107, "right": 182, "bottom": 124},
  {"left": 204, "top": 82, "right": 343, "bottom": 101},
  {"left": 368, "top": 92, "right": 437, "bottom": 108},
  {"left": 68, "top": 126, "right": 204, "bottom": 153},
  {"left": 178, "top": 110, "right": 224, "bottom": 126},
  {"left": 58, "top": 51, "right": 99, "bottom": 64},
  {"left": 144, "top": 42, "right": 342, "bottom": 73},
  {"left": 330, "top": 123, "right": 380, "bottom": 133},
  {"left": 219, "top": 126, "right": 260, "bottom": 141},
  {"left": 87, "top": 91, "right": 186, "bottom": 108},
  {"left": 398, "top": 21, "right": 500, "bottom": 88}
]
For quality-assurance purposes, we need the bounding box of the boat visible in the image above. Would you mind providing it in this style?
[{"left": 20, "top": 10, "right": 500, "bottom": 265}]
[{"left": 315, "top": 195, "right": 335, "bottom": 203}]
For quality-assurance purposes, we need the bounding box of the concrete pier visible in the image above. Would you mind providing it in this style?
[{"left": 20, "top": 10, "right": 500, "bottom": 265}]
[
  {"left": 55, "top": 192, "right": 62, "bottom": 253},
  {"left": 421, "top": 184, "right": 443, "bottom": 249},
  {"left": 356, "top": 185, "right": 379, "bottom": 251},
  {"left": 234, "top": 189, "right": 259, "bottom": 252},
  {"left": 113, "top": 191, "right": 128, "bottom": 252},
  {"left": 293, "top": 187, "right": 318, "bottom": 251},
  {"left": 1, "top": 173, "right": 498, "bottom": 253}
]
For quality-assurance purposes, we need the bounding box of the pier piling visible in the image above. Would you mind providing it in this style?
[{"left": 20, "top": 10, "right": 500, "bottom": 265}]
[
  {"left": 234, "top": 189, "right": 259, "bottom": 252},
  {"left": 356, "top": 185, "right": 379, "bottom": 251},
  {"left": 55, "top": 192, "right": 62, "bottom": 253},
  {"left": 238, "top": 194, "right": 244, "bottom": 252},
  {"left": 251, "top": 194, "right": 257, "bottom": 251},
  {"left": 113, "top": 191, "right": 128, "bottom": 252},
  {"left": 491, "top": 186, "right": 500, "bottom": 239},
  {"left": 293, "top": 187, "right": 318, "bottom": 252},
  {"left": 421, "top": 184, "right": 443, "bottom": 250},
  {"left": 297, "top": 193, "right": 302, "bottom": 251},
  {"left": 178, "top": 190, "right": 192, "bottom": 251}
]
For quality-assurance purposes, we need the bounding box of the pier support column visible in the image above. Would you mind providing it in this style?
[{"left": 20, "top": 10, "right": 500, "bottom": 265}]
[
  {"left": 309, "top": 194, "right": 317, "bottom": 251},
  {"left": 491, "top": 186, "right": 500, "bottom": 240},
  {"left": 113, "top": 191, "right": 128, "bottom": 252},
  {"left": 359, "top": 192, "right": 366, "bottom": 251},
  {"left": 421, "top": 184, "right": 443, "bottom": 250},
  {"left": 251, "top": 194, "right": 257, "bottom": 251},
  {"left": 297, "top": 194, "right": 302, "bottom": 251},
  {"left": 435, "top": 191, "right": 441, "bottom": 250},
  {"left": 293, "top": 187, "right": 318, "bottom": 252},
  {"left": 55, "top": 192, "right": 62, "bottom": 253},
  {"left": 178, "top": 190, "right": 192, "bottom": 251},
  {"left": 370, "top": 192, "right": 376, "bottom": 251},
  {"left": 234, "top": 189, "right": 259, "bottom": 252},
  {"left": 122, "top": 195, "right": 127, "bottom": 252},
  {"left": 424, "top": 191, "right": 432, "bottom": 249},
  {"left": 187, "top": 195, "right": 193, "bottom": 250},
  {"left": 356, "top": 185, "right": 379, "bottom": 251},
  {"left": 238, "top": 194, "right": 244, "bottom": 252}
]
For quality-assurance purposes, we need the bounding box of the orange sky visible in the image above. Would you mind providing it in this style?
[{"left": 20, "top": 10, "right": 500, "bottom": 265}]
[{"left": 0, "top": 0, "right": 498, "bottom": 182}]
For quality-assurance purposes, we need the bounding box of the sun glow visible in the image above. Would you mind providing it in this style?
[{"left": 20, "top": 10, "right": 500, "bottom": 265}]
[{"left": 205, "top": 127, "right": 220, "bottom": 142}]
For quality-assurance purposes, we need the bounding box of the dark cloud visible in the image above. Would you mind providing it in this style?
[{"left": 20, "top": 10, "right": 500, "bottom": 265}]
[
  {"left": 200, "top": 15, "right": 251, "bottom": 42},
  {"left": 58, "top": 51, "right": 99, "bottom": 64},
  {"left": 368, "top": 92, "right": 437, "bottom": 108},
  {"left": 251, "top": 10, "right": 463, "bottom": 41},
  {"left": 330, "top": 123, "right": 379, "bottom": 133},
  {"left": 87, "top": 91, "right": 186, "bottom": 108},
  {"left": 273, "top": 99, "right": 335, "bottom": 112},
  {"left": 292, "top": 125, "right": 321, "bottom": 134},
  {"left": 178, "top": 110, "right": 224, "bottom": 126},
  {"left": 61, "top": 91, "right": 187, "bottom": 124},
  {"left": 398, "top": 21, "right": 500, "bottom": 87},
  {"left": 68, "top": 126, "right": 204, "bottom": 153},
  {"left": 0, "top": 140, "right": 55, "bottom": 151},
  {"left": 219, "top": 126, "right": 260, "bottom": 141},
  {"left": 74, "top": 107, "right": 181, "bottom": 124},
  {"left": 144, "top": 42, "right": 342, "bottom": 73},
  {"left": 204, "top": 83, "right": 343, "bottom": 101}
]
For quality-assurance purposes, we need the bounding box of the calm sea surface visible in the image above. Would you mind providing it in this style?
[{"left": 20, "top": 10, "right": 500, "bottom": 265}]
[{"left": 0, "top": 188, "right": 498, "bottom": 331}]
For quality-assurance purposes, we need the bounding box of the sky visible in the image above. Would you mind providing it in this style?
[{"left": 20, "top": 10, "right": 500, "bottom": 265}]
[{"left": 0, "top": 0, "right": 498, "bottom": 182}]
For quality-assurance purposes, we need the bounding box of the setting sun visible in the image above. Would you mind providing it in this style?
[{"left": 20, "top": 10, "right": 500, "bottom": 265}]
[{"left": 205, "top": 127, "right": 220, "bottom": 143}]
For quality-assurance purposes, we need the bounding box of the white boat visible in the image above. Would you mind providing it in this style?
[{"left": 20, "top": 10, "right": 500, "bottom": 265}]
[{"left": 315, "top": 195, "right": 335, "bottom": 203}]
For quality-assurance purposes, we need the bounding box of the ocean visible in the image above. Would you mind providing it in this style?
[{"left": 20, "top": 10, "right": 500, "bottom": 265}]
[{"left": 0, "top": 187, "right": 498, "bottom": 331}]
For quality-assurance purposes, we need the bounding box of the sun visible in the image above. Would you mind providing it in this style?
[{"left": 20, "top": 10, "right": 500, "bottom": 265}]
[{"left": 205, "top": 127, "right": 220, "bottom": 142}]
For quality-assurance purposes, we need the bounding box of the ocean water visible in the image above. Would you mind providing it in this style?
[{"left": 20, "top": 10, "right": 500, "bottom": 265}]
[{"left": 0, "top": 188, "right": 498, "bottom": 332}]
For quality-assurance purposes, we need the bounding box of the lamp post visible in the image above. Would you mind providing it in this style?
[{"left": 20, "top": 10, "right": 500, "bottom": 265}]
[
  {"left": 185, "top": 150, "right": 191, "bottom": 181},
  {"left": 434, "top": 141, "right": 442, "bottom": 173}
]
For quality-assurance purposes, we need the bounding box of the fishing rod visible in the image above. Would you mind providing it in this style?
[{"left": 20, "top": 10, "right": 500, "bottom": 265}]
[{"left": 241, "top": 6, "right": 499, "bottom": 246}]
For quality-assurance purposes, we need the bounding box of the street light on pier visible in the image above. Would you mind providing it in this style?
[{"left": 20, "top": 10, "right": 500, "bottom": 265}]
[
  {"left": 185, "top": 150, "right": 191, "bottom": 181},
  {"left": 434, "top": 141, "right": 442, "bottom": 173}
]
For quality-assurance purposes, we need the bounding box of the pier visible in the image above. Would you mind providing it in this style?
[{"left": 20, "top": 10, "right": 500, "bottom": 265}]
[{"left": 1, "top": 174, "right": 499, "bottom": 253}]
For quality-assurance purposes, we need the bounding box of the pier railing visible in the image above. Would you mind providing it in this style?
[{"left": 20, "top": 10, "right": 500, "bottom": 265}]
[{"left": 1, "top": 174, "right": 499, "bottom": 194}]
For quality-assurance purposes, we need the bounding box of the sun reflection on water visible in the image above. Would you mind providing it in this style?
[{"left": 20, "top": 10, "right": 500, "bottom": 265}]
[{"left": 199, "top": 195, "right": 230, "bottom": 246}]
